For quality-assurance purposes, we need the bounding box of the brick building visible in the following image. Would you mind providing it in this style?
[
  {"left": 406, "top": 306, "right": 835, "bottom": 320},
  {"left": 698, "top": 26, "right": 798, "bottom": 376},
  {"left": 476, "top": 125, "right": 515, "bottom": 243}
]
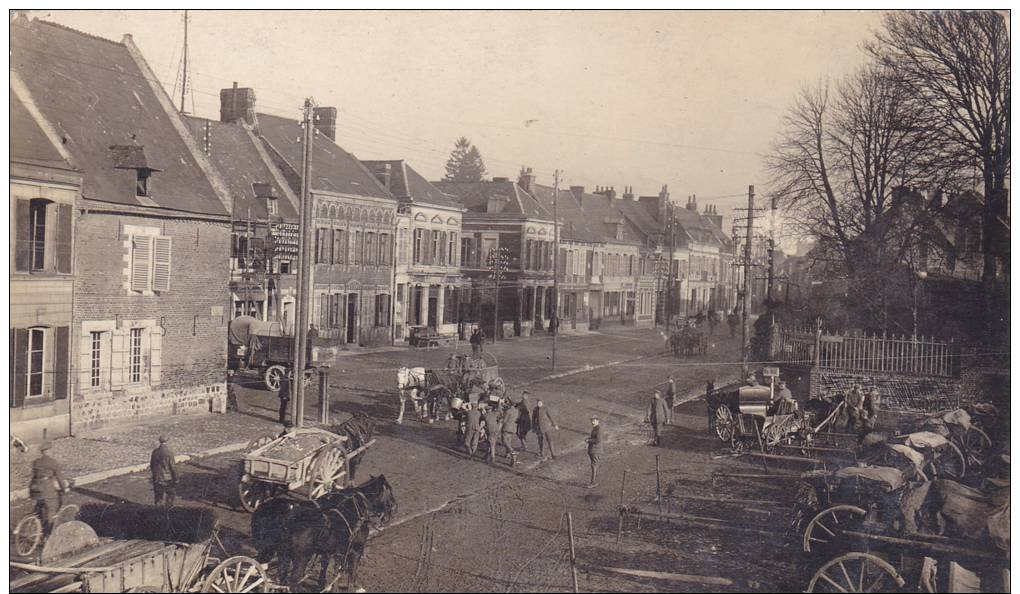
[{"left": 11, "top": 18, "right": 233, "bottom": 433}]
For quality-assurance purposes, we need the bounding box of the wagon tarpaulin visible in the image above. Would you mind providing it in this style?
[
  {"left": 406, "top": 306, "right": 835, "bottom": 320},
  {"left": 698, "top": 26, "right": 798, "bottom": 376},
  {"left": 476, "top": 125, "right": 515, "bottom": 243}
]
[{"left": 228, "top": 315, "right": 286, "bottom": 346}]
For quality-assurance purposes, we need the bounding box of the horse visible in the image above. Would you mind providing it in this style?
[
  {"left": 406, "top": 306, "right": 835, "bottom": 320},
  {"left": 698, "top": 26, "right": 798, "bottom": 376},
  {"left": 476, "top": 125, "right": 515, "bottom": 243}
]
[
  {"left": 251, "top": 496, "right": 300, "bottom": 564},
  {"left": 274, "top": 474, "right": 397, "bottom": 592}
]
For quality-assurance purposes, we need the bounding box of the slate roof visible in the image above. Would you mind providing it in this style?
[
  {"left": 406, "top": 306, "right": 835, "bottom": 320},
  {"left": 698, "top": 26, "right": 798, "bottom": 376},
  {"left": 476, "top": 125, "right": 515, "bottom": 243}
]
[
  {"left": 527, "top": 183, "right": 600, "bottom": 242},
  {"left": 10, "top": 88, "right": 74, "bottom": 171},
  {"left": 10, "top": 18, "right": 229, "bottom": 215},
  {"left": 433, "top": 180, "right": 552, "bottom": 220},
  {"left": 360, "top": 160, "right": 461, "bottom": 209},
  {"left": 183, "top": 116, "right": 299, "bottom": 221},
  {"left": 574, "top": 191, "right": 646, "bottom": 246},
  {"left": 256, "top": 113, "right": 392, "bottom": 200}
]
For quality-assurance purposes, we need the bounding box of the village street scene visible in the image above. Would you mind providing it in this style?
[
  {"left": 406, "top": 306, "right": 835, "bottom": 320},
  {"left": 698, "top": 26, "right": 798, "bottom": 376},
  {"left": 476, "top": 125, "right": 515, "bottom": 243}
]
[{"left": 8, "top": 9, "right": 1010, "bottom": 594}]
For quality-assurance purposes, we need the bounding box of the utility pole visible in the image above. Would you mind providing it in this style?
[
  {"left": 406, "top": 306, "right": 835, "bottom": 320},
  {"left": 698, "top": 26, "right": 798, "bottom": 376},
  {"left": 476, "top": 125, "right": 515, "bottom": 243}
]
[
  {"left": 666, "top": 200, "right": 675, "bottom": 330},
  {"left": 292, "top": 99, "right": 315, "bottom": 427},
  {"left": 179, "top": 10, "right": 189, "bottom": 114},
  {"left": 741, "top": 184, "right": 755, "bottom": 378},
  {"left": 766, "top": 194, "right": 776, "bottom": 305},
  {"left": 552, "top": 169, "right": 560, "bottom": 370}
]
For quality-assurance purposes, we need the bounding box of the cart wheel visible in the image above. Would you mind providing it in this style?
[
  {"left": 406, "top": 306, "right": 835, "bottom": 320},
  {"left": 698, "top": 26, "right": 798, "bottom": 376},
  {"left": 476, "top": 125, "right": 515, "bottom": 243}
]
[
  {"left": 238, "top": 474, "right": 271, "bottom": 513},
  {"left": 802, "top": 504, "right": 867, "bottom": 554},
  {"left": 806, "top": 551, "right": 905, "bottom": 592},
  {"left": 714, "top": 406, "right": 735, "bottom": 442},
  {"left": 201, "top": 555, "right": 268, "bottom": 593},
  {"left": 961, "top": 426, "right": 992, "bottom": 467},
  {"left": 308, "top": 444, "right": 349, "bottom": 499},
  {"left": 244, "top": 434, "right": 276, "bottom": 454},
  {"left": 14, "top": 514, "right": 43, "bottom": 557},
  {"left": 431, "top": 385, "right": 452, "bottom": 420},
  {"left": 264, "top": 365, "right": 286, "bottom": 392},
  {"left": 928, "top": 441, "right": 967, "bottom": 480}
]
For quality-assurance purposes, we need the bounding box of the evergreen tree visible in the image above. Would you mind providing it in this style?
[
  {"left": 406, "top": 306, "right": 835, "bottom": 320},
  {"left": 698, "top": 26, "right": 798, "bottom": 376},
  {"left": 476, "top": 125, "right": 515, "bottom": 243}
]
[{"left": 444, "top": 137, "right": 487, "bottom": 182}]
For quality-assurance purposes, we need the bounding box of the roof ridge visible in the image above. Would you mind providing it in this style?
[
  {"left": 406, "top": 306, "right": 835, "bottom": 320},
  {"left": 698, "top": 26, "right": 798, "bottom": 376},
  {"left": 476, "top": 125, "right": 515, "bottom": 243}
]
[{"left": 27, "top": 18, "right": 125, "bottom": 47}]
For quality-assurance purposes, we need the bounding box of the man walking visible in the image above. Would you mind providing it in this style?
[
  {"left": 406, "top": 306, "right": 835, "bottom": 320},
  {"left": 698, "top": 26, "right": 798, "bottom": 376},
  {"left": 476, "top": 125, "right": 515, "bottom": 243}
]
[
  {"left": 586, "top": 416, "right": 602, "bottom": 488},
  {"left": 532, "top": 399, "right": 559, "bottom": 461},
  {"left": 278, "top": 372, "right": 291, "bottom": 424},
  {"left": 150, "top": 435, "right": 178, "bottom": 507},
  {"left": 483, "top": 405, "right": 501, "bottom": 464},
  {"left": 226, "top": 369, "right": 240, "bottom": 412},
  {"left": 665, "top": 375, "right": 677, "bottom": 425},
  {"left": 515, "top": 392, "right": 532, "bottom": 452},
  {"left": 29, "top": 442, "right": 67, "bottom": 535},
  {"left": 646, "top": 391, "right": 670, "bottom": 446},
  {"left": 500, "top": 402, "right": 520, "bottom": 466},
  {"left": 464, "top": 403, "right": 482, "bottom": 458}
]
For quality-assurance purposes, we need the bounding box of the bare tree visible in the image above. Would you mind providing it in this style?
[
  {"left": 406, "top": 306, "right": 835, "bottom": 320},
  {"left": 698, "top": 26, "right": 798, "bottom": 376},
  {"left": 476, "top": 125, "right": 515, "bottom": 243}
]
[
  {"left": 767, "top": 66, "right": 949, "bottom": 331},
  {"left": 868, "top": 11, "right": 1010, "bottom": 286}
]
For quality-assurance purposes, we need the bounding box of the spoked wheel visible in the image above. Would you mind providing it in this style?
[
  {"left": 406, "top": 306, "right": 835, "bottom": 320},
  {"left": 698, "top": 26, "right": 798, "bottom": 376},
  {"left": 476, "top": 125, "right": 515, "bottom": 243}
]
[
  {"left": 927, "top": 442, "right": 967, "bottom": 480},
  {"left": 802, "top": 505, "right": 867, "bottom": 554},
  {"left": 806, "top": 552, "right": 905, "bottom": 592},
  {"left": 714, "top": 406, "right": 735, "bottom": 442},
  {"left": 237, "top": 474, "right": 273, "bottom": 513},
  {"left": 264, "top": 365, "right": 286, "bottom": 392},
  {"left": 13, "top": 514, "right": 43, "bottom": 557},
  {"left": 961, "top": 426, "right": 992, "bottom": 468},
  {"left": 201, "top": 555, "right": 269, "bottom": 593},
  {"left": 308, "top": 444, "right": 349, "bottom": 499}
]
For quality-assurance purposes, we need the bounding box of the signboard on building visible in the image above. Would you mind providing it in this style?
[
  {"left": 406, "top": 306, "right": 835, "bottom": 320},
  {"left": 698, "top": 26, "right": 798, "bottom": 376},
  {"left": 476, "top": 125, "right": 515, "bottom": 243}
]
[{"left": 271, "top": 222, "right": 300, "bottom": 256}]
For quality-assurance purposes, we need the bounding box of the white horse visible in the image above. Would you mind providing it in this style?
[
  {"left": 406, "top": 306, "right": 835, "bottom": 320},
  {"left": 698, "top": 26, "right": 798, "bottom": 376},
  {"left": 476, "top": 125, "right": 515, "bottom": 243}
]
[{"left": 397, "top": 367, "right": 428, "bottom": 421}]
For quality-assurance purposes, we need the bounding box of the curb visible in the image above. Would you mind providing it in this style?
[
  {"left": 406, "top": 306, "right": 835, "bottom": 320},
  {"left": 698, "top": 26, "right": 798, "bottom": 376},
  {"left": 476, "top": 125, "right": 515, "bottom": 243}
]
[{"left": 10, "top": 442, "right": 250, "bottom": 503}]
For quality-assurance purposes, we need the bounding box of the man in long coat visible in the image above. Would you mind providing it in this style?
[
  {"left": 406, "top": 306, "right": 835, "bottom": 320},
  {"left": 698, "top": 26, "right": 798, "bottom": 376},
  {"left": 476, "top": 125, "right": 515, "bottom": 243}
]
[
  {"left": 646, "top": 391, "right": 670, "bottom": 446},
  {"left": 532, "top": 399, "right": 559, "bottom": 461},
  {"left": 515, "top": 392, "right": 532, "bottom": 452},
  {"left": 150, "top": 435, "right": 179, "bottom": 507}
]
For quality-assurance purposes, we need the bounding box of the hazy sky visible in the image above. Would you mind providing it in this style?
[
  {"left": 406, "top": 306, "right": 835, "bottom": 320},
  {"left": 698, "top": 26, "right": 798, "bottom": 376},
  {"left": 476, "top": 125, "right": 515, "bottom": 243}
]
[{"left": 41, "top": 10, "right": 885, "bottom": 224}]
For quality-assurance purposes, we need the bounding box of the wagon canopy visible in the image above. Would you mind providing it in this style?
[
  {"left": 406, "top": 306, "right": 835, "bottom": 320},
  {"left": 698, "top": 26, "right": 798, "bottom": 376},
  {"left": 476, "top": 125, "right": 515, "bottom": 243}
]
[
  {"left": 228, "top": 315, "right": 286, "bottom": 346},
  {"left": 834, "top": 465, "right": 906, "bottom": 492}
]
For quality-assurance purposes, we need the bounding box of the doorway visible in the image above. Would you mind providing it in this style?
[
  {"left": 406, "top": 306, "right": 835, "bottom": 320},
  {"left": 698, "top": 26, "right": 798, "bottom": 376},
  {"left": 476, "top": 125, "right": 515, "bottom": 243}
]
[
  {"left": 428, "top": 292, "right": 439, "bottom": 329},
  {"left": 346, "top": 293, "right": 358, "bottom": 344}
]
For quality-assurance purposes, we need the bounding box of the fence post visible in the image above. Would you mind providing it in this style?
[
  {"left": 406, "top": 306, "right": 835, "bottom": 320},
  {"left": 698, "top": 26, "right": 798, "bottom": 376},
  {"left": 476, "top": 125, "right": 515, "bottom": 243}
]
[
  {"left": 567, "top": 512, "right": 580, "bottom": 593},
  {"left": 616, "top": 470, "right": 628, "bottom": 544}
]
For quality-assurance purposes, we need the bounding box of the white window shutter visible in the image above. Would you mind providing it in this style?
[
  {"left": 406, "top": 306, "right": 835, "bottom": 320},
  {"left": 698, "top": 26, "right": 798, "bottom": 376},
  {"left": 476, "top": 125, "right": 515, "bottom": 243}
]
[
  {"left": 152, "top": 236, "right": 172, "bottom": 292},
  {"left": 131, "top": 236, "right": 153, "bottom": 292},
  {"left": 149, "top": 326, "right": 162, "bottom": 385}
]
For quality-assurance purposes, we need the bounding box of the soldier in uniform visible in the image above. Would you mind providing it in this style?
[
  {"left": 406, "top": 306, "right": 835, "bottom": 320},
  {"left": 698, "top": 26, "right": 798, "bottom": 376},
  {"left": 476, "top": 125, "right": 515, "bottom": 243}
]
[
  {"left": 515, "top": 392, "right": 532, "bottom": 452},
  {"left": 500, "top": 402, "right": 520, "bottom": 466},
  {"left": 29, "top": 442, "right": 68, "bottom": 535},
  {"left": 586, "top": 416, "right": 602, "bottom": 488},
  {"left": 464, "top": 403, "right": 482, "bottom": 458},
  {"left": 646, "top": 391, "right": 670, "bottom": 446},
  {"left": 531, "top": 399, "right": 559, "bottom": 461},
  {"left": 482, "top": 406, "right": 501, "bottom": 464},
  {"left": 845, "top": 385, "right": 866, "bottom": 433},
  {"left": 150, "top": 435, "right": 179, "bottom": 507}
]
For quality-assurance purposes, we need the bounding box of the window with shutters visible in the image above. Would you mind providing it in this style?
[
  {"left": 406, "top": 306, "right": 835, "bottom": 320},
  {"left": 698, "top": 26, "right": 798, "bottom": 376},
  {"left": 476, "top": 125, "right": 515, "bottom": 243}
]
[
  {"left": 380, "top": 233, "right": 390, "bottom": 265},
  {"left": 129, "top": 328, "right": 143, "bottom": 384},
  {"left": 413, "top": 229, "right": 423, "bottom": 264},
  {"left": 333, "top": 229, "right": 345, "bottom": 264},
  {"left": 14, "top": 198, "right": 72, "bottom": 275},
  {"left": 354, "top": 230, "right": 362, "bottom": 265},
  {"left": 27, "top": 327, "right": 46, "bottom": 398},
  {"left": 130, "top": 234, "right": 171, "bottom": 293}
]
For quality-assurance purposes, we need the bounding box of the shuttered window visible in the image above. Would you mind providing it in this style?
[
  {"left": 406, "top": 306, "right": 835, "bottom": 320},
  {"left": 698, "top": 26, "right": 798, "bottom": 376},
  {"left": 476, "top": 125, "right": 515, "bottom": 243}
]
[
  {"left": 131, "top": 235, "right": 171, "bottom": 292},
  {"left": 152, "top": 237, "right": 171, "bottom": 292},
  {"left": 131, "top": 235, "right": 152, "bottom": 292},
  {"left": 28, "top": 328, "right": 46, "bottom": 397}
]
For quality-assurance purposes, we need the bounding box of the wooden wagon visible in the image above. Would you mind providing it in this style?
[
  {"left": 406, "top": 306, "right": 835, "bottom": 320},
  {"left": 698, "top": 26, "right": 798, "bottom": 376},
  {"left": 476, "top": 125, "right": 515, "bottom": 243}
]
[
  {"left": 10, "top": 505, "right": 268, "bottom": 593},
  {"left": 237, "top": 423, "right": 375, "bottom": 512}
]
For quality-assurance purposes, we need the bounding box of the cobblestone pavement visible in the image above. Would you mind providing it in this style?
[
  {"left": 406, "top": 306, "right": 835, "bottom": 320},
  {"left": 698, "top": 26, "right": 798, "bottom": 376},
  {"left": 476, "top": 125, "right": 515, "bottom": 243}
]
[{"left": 11, "top": 324, "right": 794, "bottom": 592}]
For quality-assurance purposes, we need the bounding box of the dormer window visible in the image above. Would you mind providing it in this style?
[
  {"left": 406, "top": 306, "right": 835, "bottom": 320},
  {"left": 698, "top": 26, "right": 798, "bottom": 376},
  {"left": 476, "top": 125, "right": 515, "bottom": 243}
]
[
  {"left": 136, "top": 169, "right": 152, "bottom": 197},
  {"left": 110, "top": 144, "right": 160, "bottom": 199}
]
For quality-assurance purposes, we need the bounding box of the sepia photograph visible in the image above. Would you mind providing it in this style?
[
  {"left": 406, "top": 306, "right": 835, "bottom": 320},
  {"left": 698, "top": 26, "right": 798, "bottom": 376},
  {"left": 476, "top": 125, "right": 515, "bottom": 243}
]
[{"left": 7, "top": 8, "right": 1010, "bottom": 593}]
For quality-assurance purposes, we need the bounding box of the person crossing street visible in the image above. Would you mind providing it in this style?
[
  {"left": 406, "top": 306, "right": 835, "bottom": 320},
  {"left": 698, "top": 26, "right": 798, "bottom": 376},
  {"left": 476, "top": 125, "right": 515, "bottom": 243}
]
[
  {"left": 531, "top": 399, "right": 559, "bottom": 461},
  {"left": 645, "top": 390, "right": 670, "bottom": 446},
  {"left": 150, "top": 435, "right": 178, "bottom": 507}
]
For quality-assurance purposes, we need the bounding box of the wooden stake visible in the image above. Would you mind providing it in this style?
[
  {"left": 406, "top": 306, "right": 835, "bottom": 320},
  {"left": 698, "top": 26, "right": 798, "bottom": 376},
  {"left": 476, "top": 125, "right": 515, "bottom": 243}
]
[
  {"left": 566, "top": 512, "right": 579, "bottom": 593},
  {"left": 616, "top": 470, "right": 627, "bottom": 544}
]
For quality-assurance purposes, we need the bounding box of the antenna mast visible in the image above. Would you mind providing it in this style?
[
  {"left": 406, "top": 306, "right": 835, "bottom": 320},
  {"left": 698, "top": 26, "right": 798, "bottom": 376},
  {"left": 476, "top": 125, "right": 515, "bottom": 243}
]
[{"left": 179, "top": 10, "right": 190, "bottom": 114}]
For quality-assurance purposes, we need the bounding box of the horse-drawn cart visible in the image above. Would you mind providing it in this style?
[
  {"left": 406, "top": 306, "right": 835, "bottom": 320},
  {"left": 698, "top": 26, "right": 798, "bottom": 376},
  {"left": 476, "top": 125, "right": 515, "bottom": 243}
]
[
  {"left": 397, "top": 352, "right": 500, "bottom": 420},
  {"left": 228, "top": 315, "right": 315, "bottom": 392},
  {"left": 237, "top": 416, "right": 376, "bottom": 512},
  {"left": 10, "top": 505, "right": 269, "bottom": 593}
]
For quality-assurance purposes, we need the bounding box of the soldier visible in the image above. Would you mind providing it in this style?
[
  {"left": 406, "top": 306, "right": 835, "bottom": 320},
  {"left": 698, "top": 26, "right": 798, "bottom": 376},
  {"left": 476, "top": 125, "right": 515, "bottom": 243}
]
[
  {"left": 464, "top": 403, "right": 482, "bottom": 458},
  {"left": 29, "top": 442, "right": 67, "bottom": 535},
  {"left": 278, "top": 372, "right": 291, "bottom": 424},
  {"left": 150, "top": 435, "right": 179, "bottom": 507},
  {"left": 500, "top": 402, "right": 520, "bottom": 466},
  {"left": 665, "top": 375, "right": 677, "bottom": 425},
  {"left": 845, "top": 385, "right": 866, "bottom": 433},
  {"left": 531, "top": 399, "right": 559, "bottom": 461},
  {"left": 516, "top": 392, "right": 533, "bottom": 452},
  {"left": 586, "top": 416, "right": 602, "bottom": 488},
  {"left": 645, "top": 391, "right": 670, "bottom": 446},
  {"left": 226, "top": 369, "right": 241, "bottom": 412},
  {"left": 483, "top": 406, "right": 501, "bottom": 464}
]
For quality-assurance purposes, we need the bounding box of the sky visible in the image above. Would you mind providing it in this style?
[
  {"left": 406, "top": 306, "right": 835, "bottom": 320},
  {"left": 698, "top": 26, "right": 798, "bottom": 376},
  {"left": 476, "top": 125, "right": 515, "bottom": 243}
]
[{"left": 39, "top": 10, "right": 885, "bottom": 236}]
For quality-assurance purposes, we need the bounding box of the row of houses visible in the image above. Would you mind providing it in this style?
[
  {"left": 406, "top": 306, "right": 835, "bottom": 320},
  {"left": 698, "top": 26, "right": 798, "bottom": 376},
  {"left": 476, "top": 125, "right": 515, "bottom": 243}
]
[{"left": 10, "top": 17, "right": 742, "bottom": 442}]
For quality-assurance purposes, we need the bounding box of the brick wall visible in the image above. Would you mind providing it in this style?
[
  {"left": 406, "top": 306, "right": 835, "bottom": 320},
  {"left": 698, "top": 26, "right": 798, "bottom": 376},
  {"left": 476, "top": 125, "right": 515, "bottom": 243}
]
[
  {"left": 71, "top": 208, "right": 231, "bottom": 431},
  {"left": 809, "top": 367, "right": 965, "bottom": 413}
]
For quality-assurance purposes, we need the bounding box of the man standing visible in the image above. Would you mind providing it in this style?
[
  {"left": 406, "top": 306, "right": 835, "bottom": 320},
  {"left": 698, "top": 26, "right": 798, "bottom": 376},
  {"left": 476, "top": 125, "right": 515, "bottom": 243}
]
[
  {"left": 531, "top": 399, "right": 559, "bottom": 461},
  {"left": 226, "top": 369, "right": 240, "bottom": 412},
  {"left": 483, "top": 406, "right": 501, "bottom": 464},
  {"left": 500, "top": 402, "right": 520, "bottom": 466},
  {"left": 464, "top": 403, "right": 482, "bottom": 458},
  {"left": 150, "top": 435, "right": 178, "bottom": 507},
  {"left": 646, "top": 391, "right": 670, "bottom": 446},
  {"left": 278, "top": 372, "right": 291, "bottom": 424},
  {"left": 516, "top": 392, "right": 532, "bottom": 452},
  {"left": 845, "top": 385, "right": 866, "bottom": 434},
  {"left": 29, "top": 442, "right": 67, "bottom": 535},
  {"left": 665, "top": 375, "right": 677, "bottom": 425},
  {"left": 728, "top": 309, "right": 739, "bottom": 338},
  {"left": 586, "top": 416, "right": 602, "bottom": 488}
]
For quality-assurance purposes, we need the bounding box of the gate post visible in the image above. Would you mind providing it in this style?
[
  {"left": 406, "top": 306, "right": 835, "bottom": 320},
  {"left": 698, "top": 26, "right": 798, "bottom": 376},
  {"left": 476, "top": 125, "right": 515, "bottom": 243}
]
[{"left": 318, "top": 366, "right": 330, "bottom": 424}]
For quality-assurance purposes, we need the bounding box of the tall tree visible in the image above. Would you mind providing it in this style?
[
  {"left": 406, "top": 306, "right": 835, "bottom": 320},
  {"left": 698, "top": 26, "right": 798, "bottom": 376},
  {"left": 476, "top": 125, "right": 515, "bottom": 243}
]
[
  {"left": 868, "top": 11, "right": 1010, "bottom": 287},
  {"left": 444, "top": 137, "right": 488, "bottom": 182},
  {"left": 767, "top": 66, "right": 950, "bottom": 332}
]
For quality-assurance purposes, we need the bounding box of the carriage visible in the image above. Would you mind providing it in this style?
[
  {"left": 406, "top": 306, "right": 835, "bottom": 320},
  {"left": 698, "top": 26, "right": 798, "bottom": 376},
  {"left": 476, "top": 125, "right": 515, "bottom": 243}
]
[
  {"left": 227, "top": 315, "right": 316, "bottom": 392},
  {"left": 706, "top": 383, "right": 815, "bottom": 452},
  {"left": 396, "top": 352, "right": 501, "bottom": 421},
  {"left": 237, "top": 415, "right": 375, "bottom": 512},
  {"left": 10, "top": 504, "right": 270, "bottom": 593}
]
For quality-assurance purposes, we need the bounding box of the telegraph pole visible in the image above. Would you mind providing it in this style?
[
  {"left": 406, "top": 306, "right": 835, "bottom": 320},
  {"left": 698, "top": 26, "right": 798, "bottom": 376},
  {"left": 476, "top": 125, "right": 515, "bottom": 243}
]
[
  {"left": 179, "top": 10, "right": 189, "bottom": 114},
  {"left": 766, "top": 194, "right": 776, "bottom": 305},
  {"left": 741, "top": 185, "right": 755, "bottom": 378},
  {"left": 292, "top": 99, "right": 315, "bottom": 427},
  {"left": 666, "top": 200, "right": 675, "bottom": 330},
  {"left": 552, "top": 169, "right": 560, "bottom": 370}
]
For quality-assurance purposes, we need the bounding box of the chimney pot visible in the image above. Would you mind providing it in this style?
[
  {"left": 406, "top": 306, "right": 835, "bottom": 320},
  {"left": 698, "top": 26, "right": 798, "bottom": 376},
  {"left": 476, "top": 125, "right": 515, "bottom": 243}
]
[
  {"left": 312, "top": 106, "right": 337, "bottom": 142},
  {"left": 220, "top": 85, "right": 257, "bottom": 127}
]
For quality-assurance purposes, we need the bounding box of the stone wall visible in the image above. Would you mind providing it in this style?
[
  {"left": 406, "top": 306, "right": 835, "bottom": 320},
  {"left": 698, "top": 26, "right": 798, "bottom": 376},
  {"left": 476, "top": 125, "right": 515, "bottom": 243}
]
[
  {"left": 72, "top": 382, "right": 225, "bottom": 432},
  {"left": 809, "top": 367, "right": 965, "bottom": 413}
]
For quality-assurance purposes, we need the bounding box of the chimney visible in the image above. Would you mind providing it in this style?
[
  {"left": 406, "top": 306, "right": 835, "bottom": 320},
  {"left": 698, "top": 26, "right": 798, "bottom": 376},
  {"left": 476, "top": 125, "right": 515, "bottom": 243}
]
[
  {"left": 569, "top": 185, "right": 585, "bottom": 204},
  {"left": 219, "top": 83, "right": 257, "bottom": 127},
  {"left": 518, "top": 166, "right": 536, "bottom": 193},
  {"left": 704, "top": 203, "right": 723, "bottom": 230},
  {"left": 313, "top": 107, "right": 337, "bottom": 142},
  {"left": 687, "top": 194, "right": 698, "bottom": 211},
  {"left": 622, "top": 186, "right": 634, "bottom": 201},
  {"left": 368, "top": 162, "right": 392, "bottom": 191}
]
